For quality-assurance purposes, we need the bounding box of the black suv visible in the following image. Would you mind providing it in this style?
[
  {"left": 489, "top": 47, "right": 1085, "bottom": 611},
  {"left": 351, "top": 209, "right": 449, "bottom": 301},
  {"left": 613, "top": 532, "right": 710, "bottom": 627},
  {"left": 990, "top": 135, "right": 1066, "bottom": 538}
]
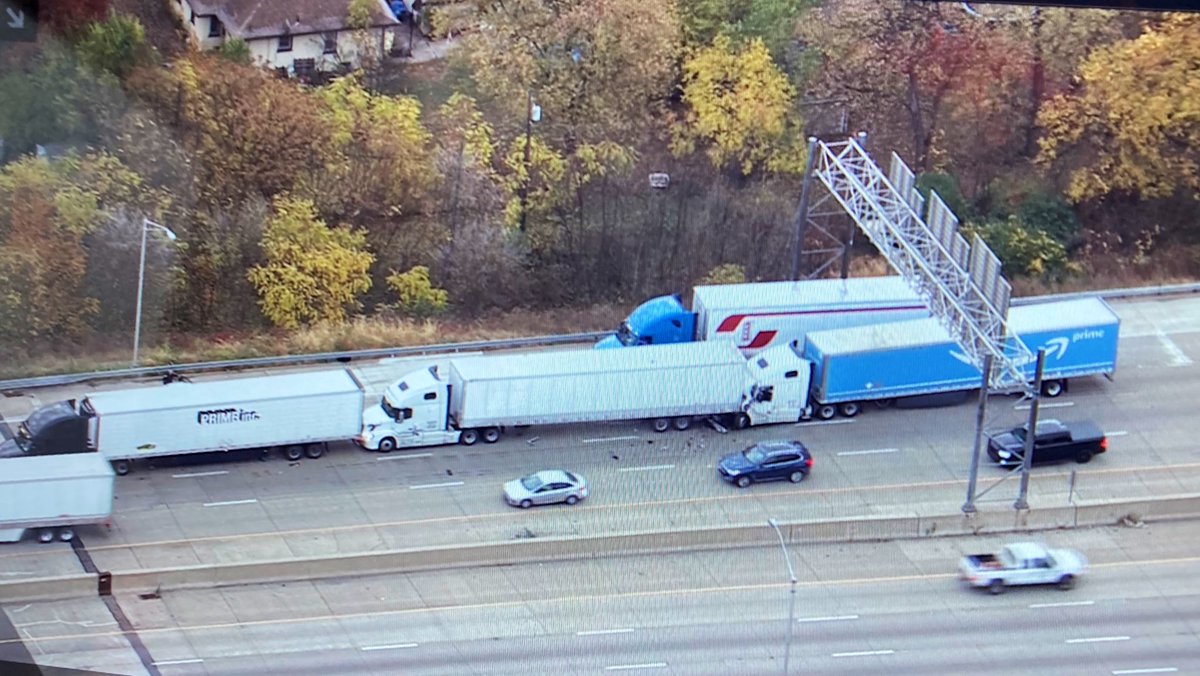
[{"left": 718, "top": 440, "right": 813, "bottom": 488}]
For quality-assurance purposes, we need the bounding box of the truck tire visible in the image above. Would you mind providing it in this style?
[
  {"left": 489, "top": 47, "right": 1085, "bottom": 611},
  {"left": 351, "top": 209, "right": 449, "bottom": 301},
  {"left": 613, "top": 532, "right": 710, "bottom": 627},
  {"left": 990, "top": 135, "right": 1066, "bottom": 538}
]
[
  {"left": 1042, "top": 379, "right": 1065, "bottom": 397},
  {"left": 839, "top": 402, "right": 861, "bottom": 417},
  {"left": 817, "top": 404, "right": 837, "bottom": 420},
  {"left": 652, "top": 418, "right": 671, "bottom": 433},
  {"left": 113, "top": 460, "right": 130, "bottom": 476},
  {"left": 736, "top": 475, "right": 752, "bottom": 488},
  {"left": 38, "top": 529, "right": 54, "bottom": 543},
  {"left": 58, "top": 528, "right": 74, "bottom": 542},
  {"left": 988, "top": 579, "right": 1005, "bottom": 595},
  {"left": 378, "top": 437, "right": 397, "bottom": 452},
  {"left": 1075, "top": 450, "right": 1094, "bottom": 464},
  {"left": 672, "top": 417, "right": 691, "bottom": 431},
  {"left": 284, "top": 445, "right": 304, "bottom": 461},
  {"left": 789, "top": 471, "right": 805, "bottom": 484},
  {"left": 1058, "top": 574, "right": 1075, "bottom": 590},
  {"left": 460, "top": 429, "right": 479, "bottom": 445},
  {"left": 482, "top": 427, "right": 502, "bottom": 443},
  {"left": 305, "top": 443, "right": 324, "bottom": 459},
  {"left": 730, "top": 413, "right": 750, "bottom": 430}
]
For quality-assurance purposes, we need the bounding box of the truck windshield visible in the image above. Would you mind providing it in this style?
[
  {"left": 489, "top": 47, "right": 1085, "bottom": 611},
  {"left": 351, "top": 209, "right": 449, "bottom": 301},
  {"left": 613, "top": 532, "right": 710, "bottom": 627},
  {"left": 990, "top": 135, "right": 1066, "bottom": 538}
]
[
  {"left": 615, "top": 321, "right": 637, "bottom": 346},
  {"left": 381, "top": 397, "right": 403, "bottom": 421},
  {"left": 999, "top": 549, "right": 1016, "bottom": 567}
]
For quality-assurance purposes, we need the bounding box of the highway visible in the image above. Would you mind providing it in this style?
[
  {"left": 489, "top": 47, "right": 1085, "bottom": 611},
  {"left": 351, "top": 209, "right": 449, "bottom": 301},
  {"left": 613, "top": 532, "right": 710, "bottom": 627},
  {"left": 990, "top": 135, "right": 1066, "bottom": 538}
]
[
  {"left": 0, "top": 295, "right": 1198, "bottom": 579},
  {"left": 4, "top": 518, "right": 1199, "bottom": 675}
]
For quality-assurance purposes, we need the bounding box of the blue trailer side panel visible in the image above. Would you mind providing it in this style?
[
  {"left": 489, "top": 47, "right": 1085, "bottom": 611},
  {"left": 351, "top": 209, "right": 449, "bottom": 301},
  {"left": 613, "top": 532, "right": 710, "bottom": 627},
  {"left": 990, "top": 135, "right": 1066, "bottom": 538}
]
[{"left": 1005, "top": 298, "right": 1120, "bottom": 380}]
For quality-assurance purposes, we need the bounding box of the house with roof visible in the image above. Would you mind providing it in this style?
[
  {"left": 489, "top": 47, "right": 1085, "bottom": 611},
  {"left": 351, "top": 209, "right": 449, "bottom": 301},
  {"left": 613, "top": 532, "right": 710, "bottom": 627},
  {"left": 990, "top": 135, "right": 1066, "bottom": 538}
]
[{"left": 169, "top": 0, "right": 404, "bottom": 76}]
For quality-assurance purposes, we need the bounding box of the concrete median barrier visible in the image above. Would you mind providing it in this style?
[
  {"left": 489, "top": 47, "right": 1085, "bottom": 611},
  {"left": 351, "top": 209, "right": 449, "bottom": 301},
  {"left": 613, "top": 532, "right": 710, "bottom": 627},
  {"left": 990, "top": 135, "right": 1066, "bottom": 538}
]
[{"left": 7, "top": 493, "right": 1200, "bottom": 602}]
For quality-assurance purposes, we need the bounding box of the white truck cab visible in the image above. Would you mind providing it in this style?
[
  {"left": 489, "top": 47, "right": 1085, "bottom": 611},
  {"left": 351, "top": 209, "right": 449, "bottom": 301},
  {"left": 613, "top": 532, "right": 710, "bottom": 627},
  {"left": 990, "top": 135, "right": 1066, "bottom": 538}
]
[{"left": 357, "top": 367, "right": 461, "bottom": 451}]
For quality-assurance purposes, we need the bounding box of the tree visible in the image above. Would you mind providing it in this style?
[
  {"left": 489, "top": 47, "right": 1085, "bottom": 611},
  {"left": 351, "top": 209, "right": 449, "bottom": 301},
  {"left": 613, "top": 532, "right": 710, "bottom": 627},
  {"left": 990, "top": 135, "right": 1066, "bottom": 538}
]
[
  {"left": 248, "top": 196, "right": 375, "bottom": 329},
  {"left": 673, "top": 36, "right": 805, "bottom": 176},
  {"left": 39, "top": 0, "right": 109, "bottom": 39},
  {"left": 75, "top": 12, "right": 154, "bottom": 80},
  {"left": 698, "top": 263, "right": 747, "bottom": 285},
  {"left": 386, "top": 266, "right": 449, "bottom": 318},
  {"left": 677, "top": 0, "right": 814, "bottom": 64},
  {"left": 1037, "top": 14, "right": 1200, "bottom": 202}
]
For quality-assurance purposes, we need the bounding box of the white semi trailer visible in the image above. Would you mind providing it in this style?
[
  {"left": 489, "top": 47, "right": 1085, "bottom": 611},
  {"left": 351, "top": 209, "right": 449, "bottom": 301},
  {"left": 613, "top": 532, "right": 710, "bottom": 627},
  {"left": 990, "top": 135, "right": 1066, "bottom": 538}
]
[
  {"left": 357, "top": 341, "right": 812, "bottom": 451},
  {"left": 5, "top": 369, "right": 367, "bottom": 474},
  {"left": 0, "top": 453, "right": 114, "bottom": 543}
]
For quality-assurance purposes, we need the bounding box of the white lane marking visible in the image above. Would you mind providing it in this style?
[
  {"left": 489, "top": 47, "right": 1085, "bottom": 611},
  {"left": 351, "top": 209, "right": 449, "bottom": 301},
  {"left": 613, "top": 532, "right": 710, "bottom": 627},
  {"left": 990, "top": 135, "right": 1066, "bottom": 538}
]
[
  {"left": 409, "top": 481, "right": 464, "bottom": 490},
  {"left": 577, "top": 628, "right": 635, "bottom": 636},
  {"left": 837, "top": 448, "right": 899, "bottom": 457},
  {"left": 605, "top": 663, "right": 667, "bottom": 671},
  {"left": 153, "top": 658, "right": 204, "bottom": 665},
  {"left": 832, "top": 650, "right": 894, "bottom": 657},
  {"left": 201, "top": 499, "right": 257, "bottom": 507},
  {"left": 1066, "top": 636, "right": 1130, "bottom": 644},
  {"left": 171, "top": 470, "right": 229, "bottom": 479},
  {"left": 1106, "top": 430, "right": 1129, "bottom": 437},
  {"left": 1030, "top": 600, "right": 1095, "bottom": 608},
  {"left": 1156, "top": 330, "right": 1193, "bottom": 366},
  {"left": 1015, "top": 401, "right": 1075, "bottom": 410},
  {"left": 376, "top": 453, "right": 432, "bottom": 461},
  {"left": 796, "top": 419, "right": 855, "bottom": 427},
  {"left": 618, "top": 464, "right": 675, "bottom": 473},
  {"left": 361, "top": 643, "right": 418, "bottom": 651},
  {"left": 583, "top": 436, "right": 640, "bottom": 444},
  {"left": 1112, "top": 669, "right": 1179, "bottom": 675},
  {"left": 797, "top": 614, "right": 859, "bottom": 623}
]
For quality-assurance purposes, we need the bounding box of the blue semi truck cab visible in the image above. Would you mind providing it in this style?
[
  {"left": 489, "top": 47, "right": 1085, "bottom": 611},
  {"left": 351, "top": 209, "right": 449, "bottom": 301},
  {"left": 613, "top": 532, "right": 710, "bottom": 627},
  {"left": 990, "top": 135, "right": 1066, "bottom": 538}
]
[{"left": 598, "top": 295, "right": 697, "bottom": 348}]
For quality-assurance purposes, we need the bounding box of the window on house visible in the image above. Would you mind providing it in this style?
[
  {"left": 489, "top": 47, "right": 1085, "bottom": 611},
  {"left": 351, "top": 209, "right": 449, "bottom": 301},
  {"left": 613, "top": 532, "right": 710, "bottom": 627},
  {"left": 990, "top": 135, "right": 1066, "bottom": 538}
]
[
  {"left": 322, "top": 32, "right": 338, "bottom": 54},
  {"left": 278, "top": 34, "right": 292, "bottom": 52},
  {"left": 208, "top": 17, "right": 224, "bottom": 38}
]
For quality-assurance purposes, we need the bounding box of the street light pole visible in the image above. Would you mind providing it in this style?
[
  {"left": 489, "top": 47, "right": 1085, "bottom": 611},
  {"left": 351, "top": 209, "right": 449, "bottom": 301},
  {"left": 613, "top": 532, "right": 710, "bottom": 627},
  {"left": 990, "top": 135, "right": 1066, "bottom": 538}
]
[
  {"left": 133, "top": 218, "right": 177, "bottom": 367},
  {"left": 768, "top": 519, "right": 797, "bottom": 674}
]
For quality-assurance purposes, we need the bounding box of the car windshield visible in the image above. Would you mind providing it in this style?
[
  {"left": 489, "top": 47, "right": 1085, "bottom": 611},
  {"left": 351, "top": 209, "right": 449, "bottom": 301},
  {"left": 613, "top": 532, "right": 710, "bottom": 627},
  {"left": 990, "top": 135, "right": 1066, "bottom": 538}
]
[
  {"left": 1012, "top": 428, "right": 1027, "bottom": 442},
  {"left": 520, "top": 475, "right": 544, "bottom": 491},
  {"left": 744, "top": 449, "right": 766, "bottom": 464}
]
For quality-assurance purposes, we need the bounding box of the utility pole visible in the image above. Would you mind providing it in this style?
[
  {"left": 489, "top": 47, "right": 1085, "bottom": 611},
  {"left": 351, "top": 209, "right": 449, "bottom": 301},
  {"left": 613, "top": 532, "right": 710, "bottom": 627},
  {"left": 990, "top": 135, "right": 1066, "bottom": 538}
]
[
  {"left": 1014, "top": 349, "right": 1047, "bottom": 510},
  {"left": 519, "top": 90, "right": 535, "bottom": 233},
  {"left": 962, "top": 355, "right": 993, "bottom": 513},
  {"left": 789, "top": 137, "right": 820, "bottom": 281}
]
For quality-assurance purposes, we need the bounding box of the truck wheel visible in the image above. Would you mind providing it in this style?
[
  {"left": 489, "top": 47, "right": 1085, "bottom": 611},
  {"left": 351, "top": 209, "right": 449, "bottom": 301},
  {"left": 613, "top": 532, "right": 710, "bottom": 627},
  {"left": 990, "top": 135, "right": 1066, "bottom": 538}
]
[
  {"left": 652, "top": 418, "right": 671, "bottom": 433},
  {"left": 113, "top": 461, "right": 130, "bottom": 476},
  {"left": 1058, "top": 574, "right": 1076, "bottom": 590},
  {"left": 817, "top": 404, "right": 837, "bottom": 420},
  {"left": 839, "top": 402, "right": 861, "bottom": 417},
  {"left": 460, "top": 429, "right": 479, "bottom": 445},
  {"left": 736, "top": 475, "right": 751, "bottom": 488},
  {"left": 672, "top": 417, "right": 691, "bottom": 431},
  {"left": 38, "top": 529, "right": 55, "bottom": 543},
  {"left": 874, "top": 398, "right": 895, "bottom": 409},
  {"left": 789, "top": 471, "right": 806, "bottom": 484},
  {"left": 1042, "top": 379, "right": 1065, "bottom": 398},
  {"left": 1075, "top": 450, "right": 1094, "bottom": 464},
  {"left": 305, "top": 443, "right": 324, "bottom": 459},
  {"left": 730, "top": 413, "right": 750, "bottom": 430},
  {"left": 482, "top": 427, "right": 502, "bottom": 443},
  {"left": 284, "top": 445, "right": 304, "bottom": 461},
  {"left": 378, "top": 437, "right": 397, "bottom": 452},
  {"left": 58, "top": 528, "right": 74, "bottom": 542},
  {"left": 988, "top": 579, "right": 1005, "bottom": 595}
]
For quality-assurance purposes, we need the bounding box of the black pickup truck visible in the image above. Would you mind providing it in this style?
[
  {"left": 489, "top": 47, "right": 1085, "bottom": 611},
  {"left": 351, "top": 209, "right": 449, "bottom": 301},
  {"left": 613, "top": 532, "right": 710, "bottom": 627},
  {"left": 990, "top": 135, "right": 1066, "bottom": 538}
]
[{"left": 987, "top": 419, "right": 1107, "bottom": 467}]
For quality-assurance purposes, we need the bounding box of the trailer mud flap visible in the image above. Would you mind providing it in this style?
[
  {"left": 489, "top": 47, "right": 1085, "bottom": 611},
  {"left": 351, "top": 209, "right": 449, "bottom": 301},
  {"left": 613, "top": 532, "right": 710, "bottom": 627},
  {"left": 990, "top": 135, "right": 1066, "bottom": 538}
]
[{"left": 98, "top": 571, "right": 112, "bottom": 597}]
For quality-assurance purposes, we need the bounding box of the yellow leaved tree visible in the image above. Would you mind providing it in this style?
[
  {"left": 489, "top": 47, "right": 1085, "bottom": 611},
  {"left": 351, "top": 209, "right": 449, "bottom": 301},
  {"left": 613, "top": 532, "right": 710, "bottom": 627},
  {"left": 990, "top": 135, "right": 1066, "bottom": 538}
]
[
  {"left": 1037, "top": 14, "right": 1200, "bottom": 202},
  {"left": 248, "top": 196, "right": 375, "bottom": 329}
]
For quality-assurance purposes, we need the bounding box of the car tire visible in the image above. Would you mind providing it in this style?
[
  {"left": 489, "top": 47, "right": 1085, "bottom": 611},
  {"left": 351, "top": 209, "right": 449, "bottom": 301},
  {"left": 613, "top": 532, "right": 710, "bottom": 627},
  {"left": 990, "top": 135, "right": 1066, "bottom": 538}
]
[
  {"left": 988, "top": 579, "right": 1005, "bottom": 595},
  {"left": 789, "top": 471, "right": 805, "bottom": 484},
  {"left": 519, "top": 499, "right": 533, "bottom": 509},
  {"left": 1075, "top": 450, "right": 1094, "bottom": 464},
  {"left": 736, "top": 475, "right": 751, "bottom": 488},
  {"left": 566, "top": 495, "right": 579, "bottom": 505},
  {"left": 1058, "top": 574, "right": 1075, "bottom": 591}
]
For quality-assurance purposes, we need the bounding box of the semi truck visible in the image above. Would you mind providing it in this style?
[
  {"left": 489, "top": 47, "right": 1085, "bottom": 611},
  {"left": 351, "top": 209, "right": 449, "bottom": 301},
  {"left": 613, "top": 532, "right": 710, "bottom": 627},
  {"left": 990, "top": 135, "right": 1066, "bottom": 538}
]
[
  {"left": 802, "top": 297, "right": 1120, "bottom": 419},
  {"left": 0, "top": 453, "right": 114, "bottom": 543},
  {"left": 1, "top": 369, "right": 367, "bottom": 475},
  {"left": 597, "top": 276, "right": 930, "bottom": 352},
  {"left": 357, "top": 341, "right": 812, "bottom": 451}
]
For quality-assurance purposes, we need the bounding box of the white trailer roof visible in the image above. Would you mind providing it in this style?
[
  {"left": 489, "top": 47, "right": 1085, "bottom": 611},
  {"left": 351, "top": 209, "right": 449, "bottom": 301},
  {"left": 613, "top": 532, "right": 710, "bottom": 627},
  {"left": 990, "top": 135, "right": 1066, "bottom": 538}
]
[
  {"left": 450, "top": 342, "right": 745, "bottom": 381},
  {"left": 806, "top": 297, "right": 1119, "bottom": 356},
  {"left": 692, "top": 276, "right": 921, "bottom": 313},
  {"left": 2, "top": 453, "right": 114, "bottom": 482},
  {"left": 1008, "top": 297, "right": 1118, "bottom": 333},
  {"left": 85, "top": 369, "right": 363, "bottom": 415}
]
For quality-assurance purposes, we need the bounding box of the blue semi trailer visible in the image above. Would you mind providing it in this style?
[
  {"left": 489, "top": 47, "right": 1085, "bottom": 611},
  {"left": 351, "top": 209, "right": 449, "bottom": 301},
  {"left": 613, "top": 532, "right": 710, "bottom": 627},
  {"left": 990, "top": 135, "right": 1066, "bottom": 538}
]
[{"left": 800, "top": 297, "right": 1120, "bottom": 419}]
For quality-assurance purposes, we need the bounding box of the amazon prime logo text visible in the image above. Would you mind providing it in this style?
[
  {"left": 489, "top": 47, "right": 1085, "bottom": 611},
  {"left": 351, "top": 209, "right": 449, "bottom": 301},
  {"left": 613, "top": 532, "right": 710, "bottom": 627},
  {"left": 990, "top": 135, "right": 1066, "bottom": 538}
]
[{"left": 197, "top": 408, "right": 261, "bottom": 424}]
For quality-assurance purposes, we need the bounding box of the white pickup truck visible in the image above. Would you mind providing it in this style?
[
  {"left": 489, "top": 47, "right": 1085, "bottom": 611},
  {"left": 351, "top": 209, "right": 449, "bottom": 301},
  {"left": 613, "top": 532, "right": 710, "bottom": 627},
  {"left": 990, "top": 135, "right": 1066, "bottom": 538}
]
[{"left": 959, "top": 542, "right": 1088, "bottom": 595}]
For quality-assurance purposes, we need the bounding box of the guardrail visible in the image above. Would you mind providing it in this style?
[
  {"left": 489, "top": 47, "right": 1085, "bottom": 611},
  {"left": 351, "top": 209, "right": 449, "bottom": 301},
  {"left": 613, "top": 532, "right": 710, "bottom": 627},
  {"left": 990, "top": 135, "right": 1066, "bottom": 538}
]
[{"left": 1, "top": 281, "right": 1196, "bottom": 392}]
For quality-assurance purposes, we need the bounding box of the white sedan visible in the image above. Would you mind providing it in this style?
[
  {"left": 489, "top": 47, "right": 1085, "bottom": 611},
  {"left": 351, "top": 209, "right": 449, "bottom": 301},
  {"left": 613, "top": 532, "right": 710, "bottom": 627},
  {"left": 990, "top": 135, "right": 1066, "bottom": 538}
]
[{"left": 503, "top": 470, "right": 589, "bottom": 509}]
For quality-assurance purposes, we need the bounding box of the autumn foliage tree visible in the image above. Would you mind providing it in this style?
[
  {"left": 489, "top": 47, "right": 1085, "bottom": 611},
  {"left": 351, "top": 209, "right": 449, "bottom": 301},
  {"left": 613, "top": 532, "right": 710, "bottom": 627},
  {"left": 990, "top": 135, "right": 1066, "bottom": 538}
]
[{"left": 248, "top": 196, "right": 375, "bottom": 329}]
